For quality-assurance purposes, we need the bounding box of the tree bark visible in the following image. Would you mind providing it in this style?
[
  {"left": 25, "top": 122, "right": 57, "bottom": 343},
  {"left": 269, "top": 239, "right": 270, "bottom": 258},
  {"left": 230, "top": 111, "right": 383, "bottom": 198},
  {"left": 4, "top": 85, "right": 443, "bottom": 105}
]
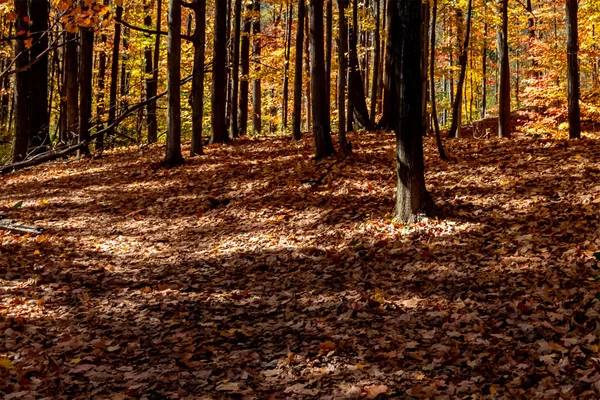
[
  {"left": 566, "top": 0, "right": 580, "bottom": 139},
  {"left": 325, "top": 0, "right": 333, "bottom": 102},
  {"left": 392, "top": 0, "right": 435, "bottom": 223},
  {"left": 447, "top": 0, "right": 472, "bottom": 139},
  {"left": 369, "top": 0, "right": 381, "bottom": 121},
  {"left": 144, "top": 2, "right": 157, "bottom": 144},
  {"left": 78, "top": 27, "right": 94, "bottom": 158},
  {"left": 309, "top": 0, "right": 334, "bottom": 158},
  {"left": 108, "top": 5, "right": 123, "bottom": 141},
  {"left": 281, "top": 2, "right": 293, "bottom": 133},
  {"left": 239, "top": 3, "right": 251, "bottom": 136},
  {"left": 337, "top": 0, "right": 351, "bottom": 157},
  {"left": 497, "top": 0, "right": 511, "bottom": 138},
  {"left": 12, "top": 0, "right": 29, "bottom": 162},
  {"left": 164, "top": 0, "right": 184, "bottom": 166},
  {"left": 252, "top": 0, "right": 262, "bottom": 134},
  {"left": 379, "top": 2, "right": 397, "bottom": 130},
  {"left": 430, "top": 0, "right": 447, "bottom": 160},
  {"left": 210, "top": 0, "right": 228, "bottom": 143},
  {"left": 190, "top": 0, "right": 206, "bottom": 155},
  {"left": 347, "top": 0, "right": 371, "bottom": 129},
  {"left": 292, "top": 0, "right": 305, "bottom": 140},
  {"left": 29, "top": 0, "right": 50, "bottom": 154},
  {"left": 230, "top": 0, "right": 242, "bottom": 138}
]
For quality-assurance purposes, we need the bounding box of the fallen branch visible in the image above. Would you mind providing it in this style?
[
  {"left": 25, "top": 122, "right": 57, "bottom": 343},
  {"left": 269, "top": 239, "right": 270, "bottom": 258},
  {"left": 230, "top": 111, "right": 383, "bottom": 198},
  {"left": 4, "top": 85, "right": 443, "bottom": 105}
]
[{"left": 0, "top": 218, "right": 44, "bottom": 235}]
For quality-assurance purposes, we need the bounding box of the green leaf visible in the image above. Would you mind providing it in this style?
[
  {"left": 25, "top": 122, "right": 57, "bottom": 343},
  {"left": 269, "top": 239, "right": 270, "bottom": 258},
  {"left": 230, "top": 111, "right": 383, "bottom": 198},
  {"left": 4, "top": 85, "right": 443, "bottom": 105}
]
[{"left": 13, "top": 201, "right": 23, "bottom": 208}]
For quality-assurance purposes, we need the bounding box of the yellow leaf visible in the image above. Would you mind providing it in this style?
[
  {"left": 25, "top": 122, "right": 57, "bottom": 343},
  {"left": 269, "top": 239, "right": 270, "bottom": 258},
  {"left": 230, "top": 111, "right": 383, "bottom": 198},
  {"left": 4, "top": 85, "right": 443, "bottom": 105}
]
[
  {"left": 0, "top": 358, "right": 14, "bottom": 370},
  {"left": 490, "top": 386, "right": 497, "bottom": 395}
]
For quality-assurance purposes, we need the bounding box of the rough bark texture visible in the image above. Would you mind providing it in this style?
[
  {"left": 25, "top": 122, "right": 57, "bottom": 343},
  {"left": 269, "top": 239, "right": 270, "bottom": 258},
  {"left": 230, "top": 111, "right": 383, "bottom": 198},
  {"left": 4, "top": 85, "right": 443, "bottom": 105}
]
[
  {"left": 211, "top": 0, "right": 229, "bottom": 143},
  {"left": 347, "top": 0, "right": 372, "bottom": 130},
  {"left": 239, "top": 4, "right": 251, "bottom": 136},
  {"left": 190, "top": 0, "right": 206, "bottom": 156},
  {"left": 281, "top": 2, "right": 293, "bottom": 133},
  {"left": 309, "top": 0, "right": 334, "bottom": 158},
  {"left": 64, "top": 32, "right": 79, "bottom": 145},
  {"left": 392, "top": 0, "right": 434, "bottom": 223},
  {"left": 498, "top": 0, "right": 511, "bottom": 138},
  {"left": 108, "top": 6, "right": 123, "bottom": 141},
  {"left": 144, "top": 3, "right": 157, "bottom": 144},
  {"left": 325, "top": 0, "right": 333, "bottom": 102},
  {"left": 165, "top": 0, "right": 184, "bottom": 166},
  {"left": 566, "top": 0, "right": 581, "bottom": 139},
  {"left": 292, "top": 0, "right": 305, "bottom": 141},
  {"left": 12, "top": 0, "right": 29, "bottom": 162},
  {"left": 379, "top": 2, "right": 397, "bottom": 130},
  {"left": 369, "top": 0, "right": 381, "bottom": 121}
]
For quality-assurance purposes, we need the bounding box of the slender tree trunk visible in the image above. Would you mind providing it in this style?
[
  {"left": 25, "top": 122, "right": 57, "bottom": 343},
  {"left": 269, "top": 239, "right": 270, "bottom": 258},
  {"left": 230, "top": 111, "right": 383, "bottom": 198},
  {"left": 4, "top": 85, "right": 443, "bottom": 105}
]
[
  {"left": 482, "top": 19, "right": 487, "bottom": 118},
  {"left": 230, "top": 0, "right": 242, "bottom": 138},
  {"left": 281, "top": 2, "right": 293, "bottom": 133},
  {"left": 164, "top": 0, "right": 184, "bottom": 166},
  {"left": 379, "top": 1, "right": 397, "bottom": 130},
  {"left": 392, "top": 0, "right": 435, "bottom": 223},
  {"left": 421, "top": 0, "right": 430, "bottom": 136},
  {"left": 347, "top": 0, "right": 371, "bottom": 129},
  {"left": 497, "top": 0, "right": 511, "bottom": 138},
  {"left": 148, "top": 0, "right": 163, "bottom": 143},
  {"left": 292, "top": 0, "right": 305, "bottom": 140},
  {"left": 309, "top": 0, "right": 334, "bottom": 158},
  {"left": 369, "top": 0, "right": 381, "bottom": 121},
  {"left": 211, "top": 0, "right": 228, "bottom": 143},
  {"left": 566, "top": 0, "right": 580, "bottom": 139},
  {"left": 78, "top": 27, "right": 94, "bottom": 158},
  {"left": 108, "top": 5, "right": 123, "bottom": 140},
  {"left": 252, "top": 0, "right": 262, "bottom": 134},
  {"left": 325, "top": 0, "right": 333, "bottom": 102},
  {"left": 239, "top": 3, "right": 251, "bottom": 136},
  {"left": 448, "top": 0, "right": 472, "bottom": 139},
  {"left": 190, "top": 0, "right": 206, "bottom": 155},
  {"left": 430, "top": 0, "right": 447, "bottom": 160},
  {"left": 29, "top": 0, "right": 50, "bottom": 154},
  {"left": 304, "top": 13, "right": 311, "bottom": 131},
  {"left": 96, "top": 22, "right": 107, "bottom": 150},
  {"left": 120, "top": 27, "right": 131, "bottom": 114},
  {"left": 144, "top": 2, "right": 157, "bottom": 144},
  {"left": 337, "top": 0, "right": 351, "bottom": 157},
  {"left": 12, "top": 0, "right": 29, "bottom": 162}
]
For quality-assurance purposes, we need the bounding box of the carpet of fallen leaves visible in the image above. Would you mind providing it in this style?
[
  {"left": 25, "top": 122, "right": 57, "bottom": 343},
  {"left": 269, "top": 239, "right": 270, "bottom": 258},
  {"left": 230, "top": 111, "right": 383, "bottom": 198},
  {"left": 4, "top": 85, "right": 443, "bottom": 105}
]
[{"left": 3, "top": 129, "right": 600, "bottom": 399}]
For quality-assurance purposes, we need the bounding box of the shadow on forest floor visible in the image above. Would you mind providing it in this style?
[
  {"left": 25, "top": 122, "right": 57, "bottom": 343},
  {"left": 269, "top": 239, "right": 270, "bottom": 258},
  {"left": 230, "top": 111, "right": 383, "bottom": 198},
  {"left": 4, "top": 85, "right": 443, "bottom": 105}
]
[{"left": 3, "top": 131, "right": 600, "bottom": 398}]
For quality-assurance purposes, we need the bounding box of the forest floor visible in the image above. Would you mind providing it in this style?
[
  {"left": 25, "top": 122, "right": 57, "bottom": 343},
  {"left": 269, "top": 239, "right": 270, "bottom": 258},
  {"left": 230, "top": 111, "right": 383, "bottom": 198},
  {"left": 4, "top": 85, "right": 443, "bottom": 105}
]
[{"left": 3, "top": 122, "right": 600, "bottom": 399}]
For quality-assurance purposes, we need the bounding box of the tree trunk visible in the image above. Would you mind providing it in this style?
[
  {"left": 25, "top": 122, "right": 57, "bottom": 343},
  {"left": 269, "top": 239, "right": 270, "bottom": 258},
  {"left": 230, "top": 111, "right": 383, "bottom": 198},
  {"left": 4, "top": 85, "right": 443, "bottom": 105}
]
[
  {"left": 252, "top": 0, "right": 262, "bottom": 134},
  {"left": 497, "top": 0, "right": 511, "bottom": 138},
  {"left": 78, "top": 27, "right": 94, "bottom": 158},
  {"left": 292, "top": 0, "right": 305, "bottom": 140},
  {"left": 239, "top": 3, "right": 251, "bottom": 136},
  {"left": 211, "top": 0, "right": 228, "bottom": 143},
  {"left": 421, "top": 0, "right": 430, "bottom": 136},
  {"left": 392, "top": 0, "right": 435, "bottom": 223},
  {"left": 482, "top": 18, "right": 487, "bottom": 118},
  {"left": 347, "top": 0, "right": 371, "bottom": 129},
  {"left": 108, "top": 5, "right": 123, "bottom": 140},
  {"left": 447, "top": 0, "right": 472, "bottom": 139},
  {"left": 144, "top": 2, "right": 157, "bottom": 144},
  {"left": 120, "top": 27, "right": 131, "bottom": 114},
  {"left": 369, "top": 0, "right": 381, "bottom": 121},
  {"left": 379, "top": 2, "right": 397, "bottom": 130},
  {"left": 29, "top": 0, "right": 50, "bottom": 154},
  {"left": 148, "top": 0, "right": 163, "bottom": 143},
  {"left": 12, "top": 0, "right": 29, "bottom": 162},
  {"left": 230, "top": 0, "right": 242, "bottom": 138},
  {"left": 96, "top": 23, "right": 108, "bottom": 150},
  {"left": 309, "top": 0, "right": 334, "bottom": 158},
  {"left": 430, "top": 0, "right": 447, "bottom": 160},
  {"left": 337, "top": 0, "right": 351, "bottom": 157},
  {"left": 281, "top": 2, "right": 293, "bottom": 133},
  {"left": 566, "top": 0, "right": 580, "bottom": 139},
  {"left": 164, "top": 0, "right": 185, "bottom": 166},
  {"left": 190, "top": 0, "right": 206, "bottom": 156},
  {"left": 325, "top": 0, "right": 333, "bottom": 102}
]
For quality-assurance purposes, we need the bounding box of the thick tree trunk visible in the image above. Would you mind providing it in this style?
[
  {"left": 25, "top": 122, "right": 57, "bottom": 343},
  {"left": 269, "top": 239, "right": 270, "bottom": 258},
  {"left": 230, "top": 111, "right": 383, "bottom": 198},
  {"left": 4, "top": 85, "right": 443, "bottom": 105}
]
[
  {"left": 239, "top": 4, "right": 251, "bottom": 136},
  {"left": 379, "top": 2, "right": 397, "bottom": 130},
  {"left": 447, "top": 0, "right": 472, "bottom": 139},
  {"left": 292, "top": 0, "right": 305, "bottom": 140},
  {"left": 78, "top": 28, "right": 94, "bottom": 158},
  {"left": 421, "top": 0, "right": 430, "bottom": 136},
  {"left": 12, "top": 0, "right": 29, "bottom": 162},
  {"left": 190, "top": 0, "right": 206, "bottom": 156},
  {"left": 497, "top": 0, "right": 511, "bottom": 138},
  {"left": 164, "top": 0, "right": 184, "bottom": 166},
  {"left": 309, "top": 0, "right": 334, "bottom": 158},
  {"left": 252, "top": 0, "right": 262, "bottom": 134},
  {"left": 230, "top": 0, "right": 242, "bottom": 138},
  {"left": 337, "top": 0, "right": 351, "bottom": 157},
  {"left": 392, "top": 0, "right": 435, "bottom": 223},
  {"left": 430, "top": 0, "right": 447, "bottom": 160},
  {"left": 29, "top": 0, "right": 50, "bottom": 154},
  {"left": 566, "top": 0, "right": 580, "bottom": 139}
]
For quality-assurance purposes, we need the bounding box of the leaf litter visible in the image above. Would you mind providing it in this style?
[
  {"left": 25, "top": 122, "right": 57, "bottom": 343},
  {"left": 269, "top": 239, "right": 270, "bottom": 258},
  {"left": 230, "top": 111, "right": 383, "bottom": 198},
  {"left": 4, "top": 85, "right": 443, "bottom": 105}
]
[{"left": 1, "top": 131, "right": 600, "bottom": 398}]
